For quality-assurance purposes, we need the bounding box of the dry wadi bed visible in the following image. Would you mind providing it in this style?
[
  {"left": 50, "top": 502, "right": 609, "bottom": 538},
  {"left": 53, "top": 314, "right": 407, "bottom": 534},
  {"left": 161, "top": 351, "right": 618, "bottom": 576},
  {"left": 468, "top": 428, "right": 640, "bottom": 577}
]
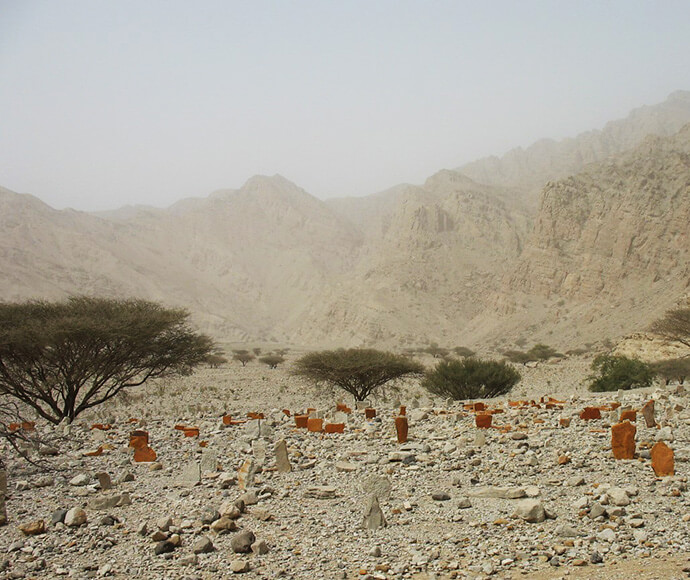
[{"left": 1, "top": 356, "right": 689, "bottom": 580}]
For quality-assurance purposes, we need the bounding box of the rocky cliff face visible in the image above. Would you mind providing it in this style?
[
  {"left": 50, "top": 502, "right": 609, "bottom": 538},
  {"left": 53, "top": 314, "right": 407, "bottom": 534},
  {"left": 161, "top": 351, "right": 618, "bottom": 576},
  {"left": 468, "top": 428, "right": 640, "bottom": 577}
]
[
  {"left": 2, "top": 95, "right": 689, "bottom": 350},
  {"left": 470, "top": 124, "right": 690, "bottom": 351},
  {"left": 458, "top": 90, "right": 690, "bottom": 207}
]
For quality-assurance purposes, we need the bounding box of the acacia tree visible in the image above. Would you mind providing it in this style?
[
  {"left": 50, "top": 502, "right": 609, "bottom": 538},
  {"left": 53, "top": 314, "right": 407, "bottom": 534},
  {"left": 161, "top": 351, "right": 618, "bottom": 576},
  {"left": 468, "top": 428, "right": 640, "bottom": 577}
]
[
  {"left": 651, "top": 307, "right": 690, "bottom": 348},
  {"left": 292, "top": 348, "right": 424, "bottom": 401},
  {"left": 0, "top": 297, "right": 214, "bottom": 423},
  {"left": 233, "top": 352, "right": 255, "bottom": 366},
  {"left": 259, "top": 355, "right": 285, "bottom": 369}
]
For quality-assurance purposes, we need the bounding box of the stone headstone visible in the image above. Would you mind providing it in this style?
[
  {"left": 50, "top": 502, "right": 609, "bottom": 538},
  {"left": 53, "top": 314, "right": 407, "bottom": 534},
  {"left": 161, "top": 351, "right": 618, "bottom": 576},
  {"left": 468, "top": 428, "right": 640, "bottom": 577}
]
[
  {"left": 641, "top": 400, "right": 656, "bottom": 428},
  {"left": 611, "top": 421, "right": 636, "bottom": 460},
  {"left": 237, "top": 458, "right": 256, "bottom": 490},
  {"left": 177, "top": 461, "right": 201, "bottom": 487},
  {"left": 651, "top": 441, "right": 674, "bottom": 476},
  {"left": 95, "top": 472, "right": 113, "bottom": 491},
  {"left": 362, "top": 494, "right": 386, "bottom": 530},
  {"left": 200, "top": 450, "right": 219, "bottom": 474},
  {"left": 274, "top": 439, "right": 291, "bottom": 473},
  {"left": 361, "top": 475, "right": 392, "bottom": 500},
  {"left": 251, "top": 439, "right": 267, "bottom": 467},
  {"left": 395, "top": 416, "right": 408, "bottom": 444}
]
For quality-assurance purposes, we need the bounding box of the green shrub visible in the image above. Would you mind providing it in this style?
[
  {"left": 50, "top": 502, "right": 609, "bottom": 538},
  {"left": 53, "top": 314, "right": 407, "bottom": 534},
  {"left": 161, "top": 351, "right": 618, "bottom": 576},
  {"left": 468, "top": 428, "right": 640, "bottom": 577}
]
[
  {"left": 452, "top": 346, "right": 476, "bottom": 358},
  {"left": 423, "top": 357, "right": 521, "bottom": 400},
  {"left": 503, "top": 349, "right": 533, "bottom": 365},
  {"left": 527, "top": 343, "right": 562, "bottom": 360},
  {"left": 588, "top": 355, "right": 654, "bottom": 392},
  {"left": 233, "top": 352, "right": 255, "bottom": 366}
]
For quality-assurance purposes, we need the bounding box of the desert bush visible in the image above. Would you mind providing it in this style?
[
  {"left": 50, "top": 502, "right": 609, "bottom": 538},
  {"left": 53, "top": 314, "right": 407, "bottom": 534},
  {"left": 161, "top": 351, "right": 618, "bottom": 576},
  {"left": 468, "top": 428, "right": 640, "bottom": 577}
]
[
  {"left": 259, "top": 355, "right": 285, "bottom": 369},
  {"left": 588, "top": 355, "right": 654, "bottom": 392},
  {"left": 650, "top": 307, "right": 690, "bottom": 348},
  {"left": 292, "top": 348, "right": 424, "bottom": 401},
  {"left": 253, "top": 347, "right": 262, "bottom": 356},
  {"left": 503, "top": 350, "right": 533, "bottom": 365},
  {"left": 651, "top": 358, "right": 690, "bottom": 385},
  {"left": 452, "top": 346, "right": 476, "bottom": 358},
  {"left": 423, "top": 357, "right": 521, "bottom": 400},
  {"left": 233, "top": 352, "right": 255, "bottom": 366},
  {"left": 0, "top": 297, "right": 214, "bottom": 423}
]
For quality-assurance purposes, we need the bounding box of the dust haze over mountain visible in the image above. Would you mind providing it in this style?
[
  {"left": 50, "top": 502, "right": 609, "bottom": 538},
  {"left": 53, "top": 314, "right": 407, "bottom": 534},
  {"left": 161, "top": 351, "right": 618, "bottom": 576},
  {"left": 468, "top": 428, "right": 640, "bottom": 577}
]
[{"left": 1, "top": 92, "right": 689, "bottom": 351}]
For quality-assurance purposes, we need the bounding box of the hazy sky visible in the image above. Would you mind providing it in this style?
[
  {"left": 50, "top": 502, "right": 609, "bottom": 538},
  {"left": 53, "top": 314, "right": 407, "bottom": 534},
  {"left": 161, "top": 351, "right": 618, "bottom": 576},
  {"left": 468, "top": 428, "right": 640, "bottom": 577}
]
[{"left": 1, "top": 1, "right": 689, "bottom": 211}]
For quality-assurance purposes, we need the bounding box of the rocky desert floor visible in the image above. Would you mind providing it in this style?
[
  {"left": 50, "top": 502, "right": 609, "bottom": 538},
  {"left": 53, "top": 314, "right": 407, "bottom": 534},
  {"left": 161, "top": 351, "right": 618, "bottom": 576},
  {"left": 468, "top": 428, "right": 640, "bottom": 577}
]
[{"left": 1, "top": 354, "right": 689, "bottom": 580}]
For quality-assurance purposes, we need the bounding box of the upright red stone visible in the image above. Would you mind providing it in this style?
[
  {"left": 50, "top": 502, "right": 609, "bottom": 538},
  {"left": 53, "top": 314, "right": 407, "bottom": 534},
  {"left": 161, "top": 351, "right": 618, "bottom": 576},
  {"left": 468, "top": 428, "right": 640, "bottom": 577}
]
[
  {"left": 651, "top": 441, "right": 674, "bottom": 476},
  {"left": 324, "top": 423, "right": 345, "bottom": 434},
  {"left": 559, "top": 417, "right": 571, "bottom": 428},
  {"left": 611, "top": 421, "right": 636, "bottom": 459},
  {"left": 222, "top": 415, "right": 233, "bottom": 425},
  {"left": 247, "top": 412, "right": 264, "bottom": 420},
  {"left": 307, "top": 417, "right": 323, "bottom": 432},
  {"left": 364, "top": 408, "right": 377, "bottom": 419},
  {"left": 399, "top": 406, "right": 406, "bottom": 416},
  {"left": 619, "top": 409, "right": 637, "bottom": 422},
  {"left": 580, "top": 407, "right": 601, "bottom": 420},
  {"left": 294, "top": 415, "right": 309, "bottom": 428},
  {"left": 641, "top": 400, "right": 656, "bottom": 428},
  {"left": 134, "top": 446, "right": 157, "bottom": 462},
  {"left": 336, "top": 403, "right": 352, "bottom": 414},
  {"left": 395, "top": 416, "right": 409, "bottom": 443},
  {"left": 282, "top": 409, "right": 291, "bottom": 416},
  {"left": 129, "top": 430, "right": 149, "bottom": 449},
  {"left": 475, "top": 414, "right": 492, "bottom": 429},
  {"left": 183, "top": 427, "right": 199, "bottom": 437},
  {"left": 473, "top": 402, "right": 486, "bottom": 412}
]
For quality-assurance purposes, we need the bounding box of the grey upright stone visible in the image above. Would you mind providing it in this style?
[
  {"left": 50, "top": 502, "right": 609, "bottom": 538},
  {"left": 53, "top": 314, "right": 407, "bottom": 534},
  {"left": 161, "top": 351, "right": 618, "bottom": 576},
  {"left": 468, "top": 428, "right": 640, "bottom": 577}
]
[
  {"left": 362, "top": 494, "right": 386, "bottom": 530},
  {"left": 177, "top": 461, "right": 201, "bottom": 488},
  {"left": 274, "top": 439, "right": 291, "bottom": 473}
]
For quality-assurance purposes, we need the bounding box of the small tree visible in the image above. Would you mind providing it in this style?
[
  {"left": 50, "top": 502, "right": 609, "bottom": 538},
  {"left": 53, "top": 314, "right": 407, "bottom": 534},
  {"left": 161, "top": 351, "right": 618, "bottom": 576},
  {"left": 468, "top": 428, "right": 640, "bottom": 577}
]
[
  {"left": 233, "top": 352, "right": 255, "bottom": 366},
  {"left": 425, "top": 345, "right": 449, "bottom": 359},
  {"left": 423, "top": 358, "right": 521, "bottom": 400},
  {"left": 0, "top": 297, "right": 214, "bottom": 423},
  {"left": 206, "top": 353, "right": 228, "bottom": 368},
  {"left": 292, "top": 348, "right": 424, "bottom": 402},
  {"left": 527, "top": 343, "right": 562, "bottom": 361},
  {"left": 259, "top": 355, "right": 285, "bottom": 369},
  {"left": 503, "top": 350, "right": 533, "bottom": 365},
  {"left": 651, "top": 358, "right": 690, "bottom": 385},
  {"left": 650, "top": 307, "right": 690, "bottom": 348},
  {"left": 588, "top": 355, "right": 654, "bottom": 392}
]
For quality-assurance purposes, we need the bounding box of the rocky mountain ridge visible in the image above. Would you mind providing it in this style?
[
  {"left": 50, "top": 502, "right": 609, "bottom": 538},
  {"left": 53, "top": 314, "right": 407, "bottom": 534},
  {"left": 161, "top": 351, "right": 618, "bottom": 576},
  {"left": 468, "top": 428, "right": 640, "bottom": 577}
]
[{"left": 1, "top": 93, "right": 689, "bottom": 351}]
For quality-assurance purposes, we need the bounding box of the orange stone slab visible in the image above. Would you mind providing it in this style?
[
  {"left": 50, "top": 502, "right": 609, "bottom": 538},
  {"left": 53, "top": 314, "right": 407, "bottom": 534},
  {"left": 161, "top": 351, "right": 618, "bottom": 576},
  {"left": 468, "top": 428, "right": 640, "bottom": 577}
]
[
  {"left": 651, "top": 441, "right": 674, "bottom": 476},
  {"left": 475, "top": 414, "right": 492, "bottom": 429},
  {"left": 134, "top": 446, "right": 157, "bottom": 462},
  {"left": 364, "top": 408, "right": 377, "bottom": 419},
  {"left": 294, "top": 415, "right": 309, "bottom": 428},
  {"left": 307, "top": 417, "right": 323, "bottom": 432},
  {"left": 395, "top": 416, "right": 409, "bottom": 443},
  {"left": 611, "top": 421, "right": 636, "bottom": 459},
  {"left": 183, "top": 427, "right": 199, "bottom": 437},
  {"left": 336, "top": 403, "right": 352, "bottom": 414},
  {"left": 580, "top": 407, "right": 601, "bottom": 420},
  {"left": 129, "top": 430, "right": 149, "bottom": 449},
  {"left": 619, "top": 409, "right": 637, "bottom": 422},
  {"left": 399, "top": 406, "right": 406, "bottom": 416},
  {"left": 247, "top": 412, "right": 264, "bottom": 420},
  {"left": 222, "top": 415, "right": 233, "bottom": 425},
  {"left": 324, "top": 423, "right": 345, "bottom": 434}
]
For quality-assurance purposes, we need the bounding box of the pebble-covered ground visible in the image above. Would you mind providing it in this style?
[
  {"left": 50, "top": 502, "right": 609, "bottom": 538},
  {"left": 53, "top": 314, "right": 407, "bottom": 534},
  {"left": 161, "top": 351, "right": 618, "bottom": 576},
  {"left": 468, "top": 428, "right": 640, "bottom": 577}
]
[{"left": 1, "top": 356, "right": 689, "bottom": 580}]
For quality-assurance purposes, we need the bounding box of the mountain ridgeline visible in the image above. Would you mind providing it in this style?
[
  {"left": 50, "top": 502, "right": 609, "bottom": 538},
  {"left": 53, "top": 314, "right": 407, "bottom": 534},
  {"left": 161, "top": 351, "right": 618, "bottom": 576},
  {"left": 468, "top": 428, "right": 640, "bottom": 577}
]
[{"left": 1, "top": 92, "right": 689, "bottom": 351}]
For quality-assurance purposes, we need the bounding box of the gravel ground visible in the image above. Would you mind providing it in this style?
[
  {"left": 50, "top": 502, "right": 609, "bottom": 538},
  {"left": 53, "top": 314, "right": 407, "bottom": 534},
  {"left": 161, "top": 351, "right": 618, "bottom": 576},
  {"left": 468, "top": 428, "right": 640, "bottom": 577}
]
[{"left": 1, "top": 356, "right": 688, "bottom": 580}]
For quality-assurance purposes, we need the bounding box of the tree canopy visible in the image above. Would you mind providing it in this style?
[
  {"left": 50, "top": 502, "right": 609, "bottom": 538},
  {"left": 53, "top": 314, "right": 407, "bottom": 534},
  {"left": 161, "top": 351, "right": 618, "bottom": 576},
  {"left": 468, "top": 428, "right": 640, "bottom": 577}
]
[
  {"left": 292, "top": 348, "right": 424, "bottom": 401},
  {"left": 588, "top": 355, "right": 654, "bottom": 392},
  {"left": 650, "top": 307, "right": 690, "bottom": 348},
  {"left": 0, "top": 297, "right": 214, "bottom": 423}
]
